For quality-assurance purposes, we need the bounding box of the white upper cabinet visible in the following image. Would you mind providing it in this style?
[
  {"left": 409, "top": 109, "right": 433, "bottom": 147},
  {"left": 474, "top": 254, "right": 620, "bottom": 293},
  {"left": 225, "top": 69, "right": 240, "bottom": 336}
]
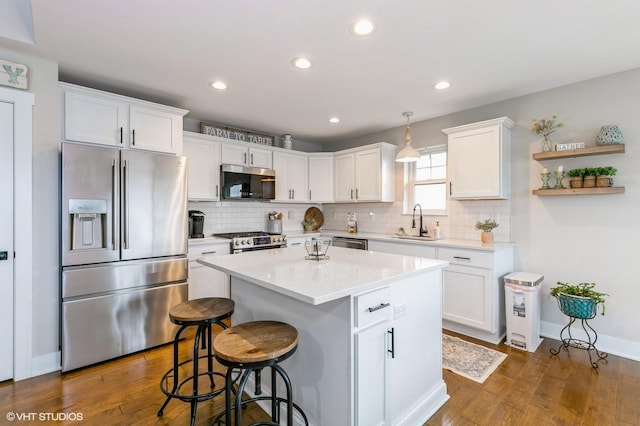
[
  {"left": 443, "top": 117, "right": 514, "bottom": 199},
  {"left": 334, "top": 143, "right": 396, "bottom": 202},
  {"left": 273, "top": 151, "right": 308, "bottom": 202},
  {"left": 308, "top": 154, "right": 334, "bottom": 202},
  {"left": 221, "top": 143, "right": 272, "bottom": 169},
  {"left": 183, "top": 132, "right": 221, "bottom": 201},
  {"left": 60, "top": 82, "right": 188, "bottom": 155}
]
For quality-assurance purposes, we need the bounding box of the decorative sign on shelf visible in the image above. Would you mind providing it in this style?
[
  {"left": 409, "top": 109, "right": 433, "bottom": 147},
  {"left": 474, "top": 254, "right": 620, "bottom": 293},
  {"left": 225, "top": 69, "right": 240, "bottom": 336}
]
[
  {"left": 200, "top": 121, "right": 274, "bottom": 146},
  {"left": 555, "top": 142, "right": 585, "bottom": 151},
  {"left": 0, "top": 59, "right": 28, "bottom": 90}
]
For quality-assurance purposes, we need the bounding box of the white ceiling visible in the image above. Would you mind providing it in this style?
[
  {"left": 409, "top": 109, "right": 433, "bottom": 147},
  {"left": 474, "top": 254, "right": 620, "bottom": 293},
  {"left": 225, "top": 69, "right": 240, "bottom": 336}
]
[{"left": 4, "top": 0, "right": 640, "bottom": 144}]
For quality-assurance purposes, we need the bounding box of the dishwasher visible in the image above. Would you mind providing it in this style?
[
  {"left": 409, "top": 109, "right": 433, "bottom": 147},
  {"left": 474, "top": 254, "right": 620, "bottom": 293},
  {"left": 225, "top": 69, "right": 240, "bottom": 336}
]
[{"left": 332, "top": 236, "right": 368, "bottom": 250}]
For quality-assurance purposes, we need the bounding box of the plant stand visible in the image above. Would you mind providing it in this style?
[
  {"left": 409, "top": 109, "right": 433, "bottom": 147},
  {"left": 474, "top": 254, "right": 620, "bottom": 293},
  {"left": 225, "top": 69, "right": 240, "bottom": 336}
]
[{"left": 549, "top": 294, "right": 608, "bottom": 368}]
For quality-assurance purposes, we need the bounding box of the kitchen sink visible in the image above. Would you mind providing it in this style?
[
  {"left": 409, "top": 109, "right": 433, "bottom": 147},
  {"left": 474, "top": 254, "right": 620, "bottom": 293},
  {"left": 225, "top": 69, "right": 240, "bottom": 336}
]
[{"left": 392, "top": 235, "right": 436, "bottom": 241}]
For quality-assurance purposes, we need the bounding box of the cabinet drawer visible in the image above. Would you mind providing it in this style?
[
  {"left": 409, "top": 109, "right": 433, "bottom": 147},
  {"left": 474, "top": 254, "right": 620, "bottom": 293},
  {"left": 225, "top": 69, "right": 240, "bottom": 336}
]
[
  {"left": 438, "top": 247, "right": 492, "bottom": 268},
  {"left": 188, "top": 242, "right": 231, "bottom": 260},
  {"left": 354, "top": 287, "right": 392, "bottom": 328}
]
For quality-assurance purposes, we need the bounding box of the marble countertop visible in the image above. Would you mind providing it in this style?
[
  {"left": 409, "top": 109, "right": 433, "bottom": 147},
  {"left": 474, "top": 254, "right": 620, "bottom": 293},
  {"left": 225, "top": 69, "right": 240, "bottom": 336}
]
[{"left": 197, "top": 245, "right": 448, "bottom": 305}]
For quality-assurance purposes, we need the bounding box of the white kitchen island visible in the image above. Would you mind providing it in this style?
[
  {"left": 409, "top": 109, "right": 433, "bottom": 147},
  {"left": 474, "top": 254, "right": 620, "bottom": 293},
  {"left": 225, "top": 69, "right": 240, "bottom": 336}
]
[{"left": 198, "top": 245, "right": 449, "bottom": 426}]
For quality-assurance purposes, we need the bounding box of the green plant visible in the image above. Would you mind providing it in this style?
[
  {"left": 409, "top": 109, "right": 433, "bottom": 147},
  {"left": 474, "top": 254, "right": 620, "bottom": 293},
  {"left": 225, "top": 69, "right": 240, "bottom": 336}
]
[
  {"left": 584, "top": 167, "right": 599, "bottom": 176},
  {"left": 596, "top": 166, "right": 617, "bottom": 176},
  {"left": 475, "top": 218, "right": 498, "bottom": 232},
  {"left": 301, "top": 218, "right": 316, "bottom": 227},
  {"left": 550, "top": 281, "right": 608, "bottom": 315},
  {"left": 567, "top": 168, "right": 586, "bottom": 178}
]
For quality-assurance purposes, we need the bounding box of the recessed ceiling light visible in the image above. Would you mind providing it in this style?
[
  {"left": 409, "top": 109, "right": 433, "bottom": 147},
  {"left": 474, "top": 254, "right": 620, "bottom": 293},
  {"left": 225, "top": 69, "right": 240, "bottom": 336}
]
[
  {"left": 351, "top": 19, "right": 375, "bottom": 36},
  {"left": 210, "top": 81, "right": 227, "bottom": 90},
  {"left": 434, "top": 81, "right": 451, "bottom": 90},
  {"left": 329, "top": 117, "right": 340, "bottom": 124},
  {"left": 291, "top": 57, "right": 312, "bottom": 70}
]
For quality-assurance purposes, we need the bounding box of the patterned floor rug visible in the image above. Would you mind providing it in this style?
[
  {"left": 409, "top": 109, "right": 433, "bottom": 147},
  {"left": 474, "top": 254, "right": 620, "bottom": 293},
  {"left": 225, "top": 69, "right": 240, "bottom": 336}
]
[{"left": 442, "top": 334, "right": 507, "bottom": 383}]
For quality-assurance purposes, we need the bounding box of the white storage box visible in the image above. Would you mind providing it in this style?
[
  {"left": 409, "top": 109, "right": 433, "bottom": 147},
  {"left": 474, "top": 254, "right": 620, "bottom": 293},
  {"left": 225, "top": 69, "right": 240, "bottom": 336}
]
[{"left": 504, "top": 272, "right": 544, "bottom": 352}]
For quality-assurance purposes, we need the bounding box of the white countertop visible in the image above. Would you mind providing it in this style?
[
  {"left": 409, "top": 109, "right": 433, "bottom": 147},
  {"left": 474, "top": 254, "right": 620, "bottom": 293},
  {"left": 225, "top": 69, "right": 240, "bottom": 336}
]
[
  {"left": 197, "top": 245, "right": 448, "bottom": 305},
  {"left": 188, "top": 230, "right": 515, "bottom": 252},
  {"left": 287, "top": 229, "right": 515, "bottom": 251}
]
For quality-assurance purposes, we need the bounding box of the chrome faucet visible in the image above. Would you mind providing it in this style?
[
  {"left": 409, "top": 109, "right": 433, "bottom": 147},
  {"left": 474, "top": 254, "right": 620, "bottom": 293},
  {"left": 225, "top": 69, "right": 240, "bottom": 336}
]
[{"left": 412, "top": 203, "right": 427, "bottom": 237}]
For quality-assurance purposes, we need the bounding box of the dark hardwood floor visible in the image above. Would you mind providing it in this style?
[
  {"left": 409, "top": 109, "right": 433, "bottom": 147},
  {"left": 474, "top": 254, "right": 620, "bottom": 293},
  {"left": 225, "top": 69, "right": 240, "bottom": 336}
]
[{"left": 1, "top": 330, "right": 639, "bottom": 425}]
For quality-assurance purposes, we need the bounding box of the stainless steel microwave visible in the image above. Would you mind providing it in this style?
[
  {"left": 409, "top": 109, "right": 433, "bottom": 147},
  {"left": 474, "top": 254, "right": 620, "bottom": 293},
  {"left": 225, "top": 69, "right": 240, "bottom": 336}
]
[{"left": 220, "top": 164, "right": 276, "bottom": 200}]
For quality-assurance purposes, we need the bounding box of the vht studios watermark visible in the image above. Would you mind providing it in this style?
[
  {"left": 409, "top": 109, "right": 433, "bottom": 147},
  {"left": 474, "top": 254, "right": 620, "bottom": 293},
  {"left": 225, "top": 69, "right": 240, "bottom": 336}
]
[{"left": 5, "top": 412, "right": 84, "bottom": 422}]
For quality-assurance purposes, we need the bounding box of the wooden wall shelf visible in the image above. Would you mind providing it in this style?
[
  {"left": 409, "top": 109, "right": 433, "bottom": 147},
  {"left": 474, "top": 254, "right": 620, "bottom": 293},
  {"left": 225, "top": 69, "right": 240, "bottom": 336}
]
[
  {"left": 532, "top": 144, "right": 625, "bottom": 161},
  {"left": 532, "top": 187, "right": 625, "bottom": 196}
]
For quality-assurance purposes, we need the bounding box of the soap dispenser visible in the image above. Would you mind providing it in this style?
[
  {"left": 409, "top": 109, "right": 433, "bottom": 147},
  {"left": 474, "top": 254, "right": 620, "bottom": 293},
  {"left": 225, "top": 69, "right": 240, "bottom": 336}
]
[{"left": 434, "top": 221, "right": 442, "bottom": 240}]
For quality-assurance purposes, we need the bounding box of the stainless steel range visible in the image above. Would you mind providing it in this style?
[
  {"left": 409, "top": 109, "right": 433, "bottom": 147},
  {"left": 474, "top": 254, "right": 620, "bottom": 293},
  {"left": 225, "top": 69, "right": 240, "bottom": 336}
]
[{"left": 214, "top": 231, "right": 287, "bottom": 253}]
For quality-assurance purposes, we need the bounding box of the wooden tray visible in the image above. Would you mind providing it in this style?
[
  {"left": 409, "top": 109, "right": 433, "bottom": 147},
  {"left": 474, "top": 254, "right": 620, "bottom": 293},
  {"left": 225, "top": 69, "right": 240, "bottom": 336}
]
[{"left": 304, "top": 207, "right": 324, "bottom": 230}]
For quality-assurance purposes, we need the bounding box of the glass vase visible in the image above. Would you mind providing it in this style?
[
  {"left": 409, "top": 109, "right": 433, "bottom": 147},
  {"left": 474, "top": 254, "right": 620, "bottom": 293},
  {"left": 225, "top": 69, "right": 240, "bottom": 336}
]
[{"left": 541, "top": 136, "right": 552, "bottom": 152}]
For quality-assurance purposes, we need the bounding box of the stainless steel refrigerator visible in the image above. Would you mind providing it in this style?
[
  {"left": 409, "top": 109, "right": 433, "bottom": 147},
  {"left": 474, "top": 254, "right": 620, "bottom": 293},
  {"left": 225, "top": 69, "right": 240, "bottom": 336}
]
[{"left": 60, "top": 142, "right": 188, "bottom": 371}]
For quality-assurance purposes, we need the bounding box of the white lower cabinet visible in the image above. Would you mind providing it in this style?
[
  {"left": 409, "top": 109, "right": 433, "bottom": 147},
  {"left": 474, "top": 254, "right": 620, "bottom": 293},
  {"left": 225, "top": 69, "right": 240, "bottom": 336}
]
[
  {"left": 442, "top": 264, "right": 492, "bottom": 330},
  {"left": 355, "top": 320, "right": 390, "bottom": 426},
  {"left": 285, "top": 235, "right": 310, "bottom": 248},
  {"left": 368, "top": 240, "right": 436, "bottom": 258},
  {"left": 188, "top": 242, "right": 230, "bottom": 299},
  {"left": 438, "top": 246, "right": 514, "bottom": 344}
]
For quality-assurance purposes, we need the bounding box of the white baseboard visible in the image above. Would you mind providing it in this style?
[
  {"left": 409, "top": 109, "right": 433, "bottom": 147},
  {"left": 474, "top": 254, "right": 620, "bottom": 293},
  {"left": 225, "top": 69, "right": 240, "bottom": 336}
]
[{"left": 540, "top": 320, "right": 640, "bottom": 362}]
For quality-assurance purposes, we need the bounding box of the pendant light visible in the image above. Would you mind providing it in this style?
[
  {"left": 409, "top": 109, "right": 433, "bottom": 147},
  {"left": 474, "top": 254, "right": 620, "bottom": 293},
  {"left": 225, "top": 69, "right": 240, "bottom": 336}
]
[{"left": 395, "top": 111, "right": 421, "bottom": 162}]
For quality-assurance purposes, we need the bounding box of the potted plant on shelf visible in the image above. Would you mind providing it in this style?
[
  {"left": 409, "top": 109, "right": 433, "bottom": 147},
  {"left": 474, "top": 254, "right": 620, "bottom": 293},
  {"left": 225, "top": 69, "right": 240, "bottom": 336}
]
[
  {"left": 301, "top": 218, "right": 316, "bottom": 232},
  {"left": 567, "top": 168, "right": 586, "bottom": 188},
  {"left": 583, "top": 167, "right": 598, "bottom": 188},
  {"left": 550, "top": 281, "right": 608, "bottom": 317},
  {"left": 475, "top": 218, "right": 498, "bottom": 243},
  {"left": 595, "top": 166, "right": 617, "bottom": 188}
]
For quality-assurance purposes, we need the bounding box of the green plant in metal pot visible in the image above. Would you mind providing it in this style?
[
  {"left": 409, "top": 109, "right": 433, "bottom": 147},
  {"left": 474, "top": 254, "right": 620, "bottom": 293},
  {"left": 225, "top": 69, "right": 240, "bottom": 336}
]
[{"left": 550, "top": 281, "right": 608, "bottom": 316}]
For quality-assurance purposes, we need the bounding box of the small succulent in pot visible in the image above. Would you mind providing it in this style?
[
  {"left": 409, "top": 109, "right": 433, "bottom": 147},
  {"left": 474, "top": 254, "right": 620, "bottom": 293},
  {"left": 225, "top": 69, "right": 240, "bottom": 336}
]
[
  {"left": 475, "top": 218, "right": 499, "bottom": 232},
  {"left": 301, "top": 218, "right": 316, "bottom": 230},
  {"left": 567, "top": 168, "right": 586, "bottom": 178},
  {"left": 596, "top": 166, "right": 617, "bottom": 177}
]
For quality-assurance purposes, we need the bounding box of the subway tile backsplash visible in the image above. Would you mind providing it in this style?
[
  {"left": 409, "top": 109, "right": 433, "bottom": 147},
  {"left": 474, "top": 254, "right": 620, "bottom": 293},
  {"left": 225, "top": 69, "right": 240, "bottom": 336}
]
[{"left": 190, "top": 199, "right": 511, "bottom": 242}]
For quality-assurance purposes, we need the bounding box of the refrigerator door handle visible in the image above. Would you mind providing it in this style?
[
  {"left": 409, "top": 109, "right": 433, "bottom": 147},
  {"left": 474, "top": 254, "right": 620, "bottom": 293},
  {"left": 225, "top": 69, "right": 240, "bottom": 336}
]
[
  {"left": 111, "top": 158, "right": 118, "bottom": 251},
  {"left": 122, "top": 159, "right": 129, "bottom": 250}
]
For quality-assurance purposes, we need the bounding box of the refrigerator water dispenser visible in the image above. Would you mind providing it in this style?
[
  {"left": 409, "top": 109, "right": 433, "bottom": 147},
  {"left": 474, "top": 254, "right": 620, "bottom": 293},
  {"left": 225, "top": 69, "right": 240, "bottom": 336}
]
[{"left": 69, "top": 198, "right": 108, "bottom": 250}]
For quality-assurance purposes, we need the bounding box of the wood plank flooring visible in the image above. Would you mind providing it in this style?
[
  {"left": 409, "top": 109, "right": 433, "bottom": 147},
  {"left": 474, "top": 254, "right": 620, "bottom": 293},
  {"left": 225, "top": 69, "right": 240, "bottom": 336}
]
[{"left": 1, "top": 330, "right": 639, "bottom": 425}]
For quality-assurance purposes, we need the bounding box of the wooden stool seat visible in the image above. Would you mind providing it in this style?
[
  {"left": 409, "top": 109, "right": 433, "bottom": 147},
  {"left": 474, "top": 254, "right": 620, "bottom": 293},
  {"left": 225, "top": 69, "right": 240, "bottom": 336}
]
[
  {"left": 214, "top": 320, "right": 298, "bottom": 365},
  {"left": 212, "top": 320, "right": 307, "bottom": 426},
  {"left": 158, "top": 297, "right": 234, "bottom": 426},
  {"left": 169, "top": 297, "right": 235, "bottom": 324}
]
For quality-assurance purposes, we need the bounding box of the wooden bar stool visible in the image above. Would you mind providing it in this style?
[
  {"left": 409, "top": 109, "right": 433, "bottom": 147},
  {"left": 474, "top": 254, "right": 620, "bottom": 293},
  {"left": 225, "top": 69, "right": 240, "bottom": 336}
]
[
  {"left": 213, "top": 320, "right": 308, "bottom": 426},
  {"left": 157, "top": 297, "right": 234, "bottom": 426}
]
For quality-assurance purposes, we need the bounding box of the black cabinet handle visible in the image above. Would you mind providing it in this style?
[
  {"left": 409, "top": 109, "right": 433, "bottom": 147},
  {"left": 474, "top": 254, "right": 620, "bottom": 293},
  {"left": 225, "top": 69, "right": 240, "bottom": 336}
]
[
  {"left": 132, "top": 129, "right": 135, "bottom": 145},
  {"left": 367, "top": 302, "right": 390, "bottom": 312},
  {"left": 388, "top": 328, "right": 395, "bottom": 358},
  {"left": 0, "top": 251, "right": 8, "bottom": 261},
  {"left": 453, "top": 256, "right": 472, "bottom": 261},
  {"left": 119, "top": 127, "right": 123, "bottom": 144}
]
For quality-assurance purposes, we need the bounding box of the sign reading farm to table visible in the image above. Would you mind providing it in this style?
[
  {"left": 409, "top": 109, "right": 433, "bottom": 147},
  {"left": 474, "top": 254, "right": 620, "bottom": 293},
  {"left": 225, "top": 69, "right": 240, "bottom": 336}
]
[{"left": 200, "top": 122, "right": 274, "bottom": 146}]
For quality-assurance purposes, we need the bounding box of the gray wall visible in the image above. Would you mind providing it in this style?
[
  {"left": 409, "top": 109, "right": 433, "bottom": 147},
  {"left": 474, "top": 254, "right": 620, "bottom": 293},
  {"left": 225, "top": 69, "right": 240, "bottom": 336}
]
[
  {"left": 335, "top": 68, "right": 640, "bottom": 356},
  {"left": 0, "top": 46, "right": 60, "bottom": 366}
]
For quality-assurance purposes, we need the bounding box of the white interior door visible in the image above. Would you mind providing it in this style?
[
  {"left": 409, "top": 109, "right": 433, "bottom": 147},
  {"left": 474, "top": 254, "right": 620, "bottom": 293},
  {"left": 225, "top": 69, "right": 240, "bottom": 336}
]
[{"left": 0, "top": 101, "right": 15, "bottom": 381}]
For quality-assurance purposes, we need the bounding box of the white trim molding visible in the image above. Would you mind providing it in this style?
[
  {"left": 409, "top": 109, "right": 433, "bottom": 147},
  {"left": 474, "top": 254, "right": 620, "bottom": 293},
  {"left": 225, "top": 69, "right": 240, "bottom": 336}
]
[{"left": 0, "top": 87, "right": 35, "bottom": 380}]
